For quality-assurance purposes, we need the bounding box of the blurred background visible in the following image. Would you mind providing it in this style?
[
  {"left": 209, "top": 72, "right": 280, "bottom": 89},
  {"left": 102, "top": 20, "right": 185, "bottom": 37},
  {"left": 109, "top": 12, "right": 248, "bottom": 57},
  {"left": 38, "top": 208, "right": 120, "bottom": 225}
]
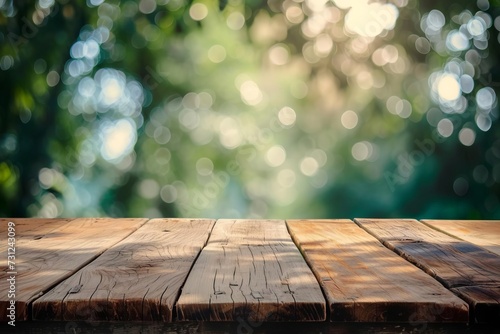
[{"left": 0, "top": 0, "right": 499, "bottom": 219}]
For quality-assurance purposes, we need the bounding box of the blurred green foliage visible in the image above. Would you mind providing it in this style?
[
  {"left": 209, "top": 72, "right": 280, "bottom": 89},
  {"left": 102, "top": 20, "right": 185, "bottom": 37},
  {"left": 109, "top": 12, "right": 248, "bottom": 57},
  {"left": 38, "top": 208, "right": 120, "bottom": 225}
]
[{"left": 0, "top": 0, "right": 499, "bottom": 219}]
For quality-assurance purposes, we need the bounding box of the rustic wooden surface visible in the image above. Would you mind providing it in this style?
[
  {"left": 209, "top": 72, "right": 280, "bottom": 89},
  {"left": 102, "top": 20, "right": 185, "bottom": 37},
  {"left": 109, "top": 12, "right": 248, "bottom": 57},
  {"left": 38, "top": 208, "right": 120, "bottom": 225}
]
[
  {"left": 176, "top": 219, "right": 326, "bottom": 322},
  {"left": 421, "top": 220, "right": 500, "bottom": 256},
  {"left": 0, "top": 218, "right": 146, "bottom": 321},
  {"left": 287, "top": 219, "right": 468, "bottom": 322},
  {"left": 355, "top": 219, "right": 500, "bottom": 323},
  {"left": 32, "top": 219, "right": 214, "bottom": 321},
  {"left": 1, "top": 218, "right": 499, "bottom": 325}
]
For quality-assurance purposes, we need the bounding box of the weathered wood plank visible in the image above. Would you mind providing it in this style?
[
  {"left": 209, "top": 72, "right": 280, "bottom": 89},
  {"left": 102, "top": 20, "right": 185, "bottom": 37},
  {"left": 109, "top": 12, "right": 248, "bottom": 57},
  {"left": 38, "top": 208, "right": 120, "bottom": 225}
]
[
  {"left": 176, "top": 219, "right": 326, "bottom": 322},
  {"left": 0, "top": 218, "right": 147, "bottom": 321},
  {"left": 0, "top": 218, "right": 73, "bottom": 235},
  {"left": 287, "top": 219, "right": 468, "bottom": 322},
  {"left": 451, "top": 286, "right": 500, "bottom": 324},
  {"left": 1, "top": 218, "right": 75, "bottom": 277},
  {"left": 32, "top": 218, "right": 214, "bottom": 322},
  {"left": 421, "top": 220, "right": 500, "bottom": 256},
  {"left": 355, "top": 219, "right": 500, "bottom": 323}
]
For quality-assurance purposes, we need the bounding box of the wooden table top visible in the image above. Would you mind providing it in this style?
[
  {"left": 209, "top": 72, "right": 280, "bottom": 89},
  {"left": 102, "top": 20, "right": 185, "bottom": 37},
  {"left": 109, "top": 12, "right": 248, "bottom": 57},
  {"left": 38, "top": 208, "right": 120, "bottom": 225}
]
[{"left": 1, "top": 218, "right": 499, "bottom": 329}]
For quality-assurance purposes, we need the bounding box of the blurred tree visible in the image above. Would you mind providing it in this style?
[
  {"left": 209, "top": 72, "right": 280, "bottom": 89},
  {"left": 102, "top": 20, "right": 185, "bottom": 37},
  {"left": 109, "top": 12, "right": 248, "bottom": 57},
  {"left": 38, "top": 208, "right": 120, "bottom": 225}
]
[
  {"left": 0, "top": 0, "right": 499, "bottom": 219},
  {"left": 0, "top": 1, "right": 87, "bottom": 216}
]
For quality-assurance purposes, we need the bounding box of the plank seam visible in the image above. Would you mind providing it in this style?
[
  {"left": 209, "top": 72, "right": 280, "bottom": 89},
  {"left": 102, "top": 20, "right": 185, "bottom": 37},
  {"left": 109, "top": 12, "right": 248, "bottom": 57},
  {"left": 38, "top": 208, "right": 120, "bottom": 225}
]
[
  {"left": 172, "top": 219, "right": 217, "bottom": 321},
  {"left": 357, "top": 219, "right": 499, "bottom": 290},
  {"left": 284, "top": 219, "right": 329, "bottom": 322},
  {"left": 353, "top": 219, "right": 455, "bottom": 285},
  {"left": 419, "top": 220, "right": 500, "bottom": 258},
  {"left": 17, "top": 218, "right": 80, "bottom": 321},
  {"left": 419, "top": 220, "right": 465, "bottom": 242},
  {"left": 353, "top": 219, "right": 500, "bottom": 324},
  {"left": 27, "top": 218, "right": 150, "bottom": 320}
]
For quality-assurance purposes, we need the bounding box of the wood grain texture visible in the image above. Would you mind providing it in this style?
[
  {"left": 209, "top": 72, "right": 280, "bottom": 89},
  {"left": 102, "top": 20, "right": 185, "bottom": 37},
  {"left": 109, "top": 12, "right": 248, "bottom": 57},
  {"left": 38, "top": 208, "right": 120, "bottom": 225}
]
[
  {"left": 0, "top": 218, "right": 73, "bottom": 235},
  {"left": 355, "top": 219, "right": 500, "bottom": 323},
  {"left": 287, "top": 219, "right": 468, "bottom": 322},
  {"left": 2, "top": 219, "right": 74, "bottom": 270},
  {"left": 0, "top": 218, "right": 146, "bottom": 321},
  {"left": 32, "top": 219, "right": 215, "bottom": 322},
  {"left": 176, "top": 219, "right": 326, "bottom": 322},
  {"left": 421, "top": 220, "right": 500, "bottom": 256}
]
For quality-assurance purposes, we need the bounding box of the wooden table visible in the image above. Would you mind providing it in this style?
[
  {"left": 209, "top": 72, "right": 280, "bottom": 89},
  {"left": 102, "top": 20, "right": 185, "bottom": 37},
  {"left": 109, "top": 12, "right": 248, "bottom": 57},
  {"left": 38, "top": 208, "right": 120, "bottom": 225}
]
[{"left": 1, "top": 218, "right": 499, "bottom": 330}]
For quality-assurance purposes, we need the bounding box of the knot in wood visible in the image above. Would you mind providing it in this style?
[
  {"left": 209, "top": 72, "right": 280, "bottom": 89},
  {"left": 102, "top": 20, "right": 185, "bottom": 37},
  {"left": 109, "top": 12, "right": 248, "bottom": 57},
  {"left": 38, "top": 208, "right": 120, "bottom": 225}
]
[{"left": 68, "top": 284, "right": 83, "bottom": 294}]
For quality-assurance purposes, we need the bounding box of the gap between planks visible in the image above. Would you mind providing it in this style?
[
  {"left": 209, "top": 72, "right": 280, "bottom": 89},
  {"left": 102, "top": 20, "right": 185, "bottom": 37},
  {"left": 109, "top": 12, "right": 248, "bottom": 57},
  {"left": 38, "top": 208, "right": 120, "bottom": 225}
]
[
  {"left": 4, "top": 218, "right": 498, "bottom": 324},
  {"left": 355, "top": 218, "right": 500, "bottom": 324},
  {"left": 287, "top": 219, "right": 468, "bottom": 323},
  {"left": 0, "top": 218, "right": 147, "bottom": 321},
  {"left": 420, "top": 220, "right": 500, "bottom": 256},
  {"left": 32, "top": 219, "right": 215, "bottom": 322}
]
